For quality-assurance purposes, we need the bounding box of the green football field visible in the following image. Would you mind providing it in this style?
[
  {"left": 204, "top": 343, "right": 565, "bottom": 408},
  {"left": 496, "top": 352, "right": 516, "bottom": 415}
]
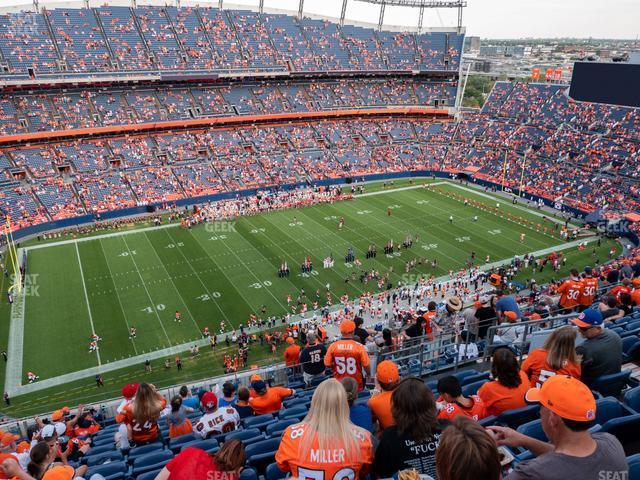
[{"left": 1, "top": 179, "right": 616, "bottom": 416}]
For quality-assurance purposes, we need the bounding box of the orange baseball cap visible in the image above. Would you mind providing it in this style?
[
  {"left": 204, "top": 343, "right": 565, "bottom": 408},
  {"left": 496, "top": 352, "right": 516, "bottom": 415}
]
[
  {"left": 340, "top": 320, "right": 356, "bottom": 334},
  {"left": 51, "top": 410, "right": 63, "bottom": 422},
  {"left": 376, "top": 360, "right": 399, "bottom": 384},
  {"left": 632, "top": 278, "right": 640, "bottom": 287},
  {"left": 16, "top": 441, "right": 30, "bottom": 453},
  {"left": 286, "top": 337, "right": 295, "bottom": 345},
  {"left": 0, "top": 432, "right": 19, "bottom": 446},
  {"left": 525, "top": 375, "right": 596, "bottom": 422},
  {"left": 42, "top": 465, "right": 74, "bottom": 480},
  {"left": 504, "top": 311, "right": 517, "bottom": 320},
  {"left": 250, "top": 374, "right": 262, "bottom": 382}
]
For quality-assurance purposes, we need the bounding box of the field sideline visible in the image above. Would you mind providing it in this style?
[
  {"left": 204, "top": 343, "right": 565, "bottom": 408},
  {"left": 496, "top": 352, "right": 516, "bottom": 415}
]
[{"left": 2, "top": 179, "right": 616, "bottom": 415}]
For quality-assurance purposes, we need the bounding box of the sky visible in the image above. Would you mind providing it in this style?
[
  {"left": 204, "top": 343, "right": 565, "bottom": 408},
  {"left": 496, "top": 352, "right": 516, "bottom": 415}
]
[{"left": 1, "top": 0, "right": 639, "bottom": 39}]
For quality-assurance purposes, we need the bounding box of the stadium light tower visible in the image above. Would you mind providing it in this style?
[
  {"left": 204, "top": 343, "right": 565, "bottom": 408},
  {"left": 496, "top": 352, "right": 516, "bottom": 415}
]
[{"left": 339, "top": 0, "right": 466, "bottom": 32}]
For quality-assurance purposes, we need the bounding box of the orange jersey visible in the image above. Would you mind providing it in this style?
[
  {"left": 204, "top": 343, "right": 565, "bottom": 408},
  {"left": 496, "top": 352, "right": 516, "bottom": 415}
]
[
  {"left": 250, "top": 387, "right": 293, "bottom": 415},
  {"left": 367, "top": 390, "right": 394, "bottom": 430},
  {"left": 580, "top": 277, "right": 599, "bottom": 307},
  {"left": 284, "top": 345, "right": 301, "bottom": 367},
  {"left": 521, "top": 348, "right": 581, "bottom": 388},
  {"left": 437, "top": 395, "right": 488, "bottom": 421},
  {"left": 477, "top": 371, "right": 529, "bottom": 417},
  {"left": 557, "top": 279, "right": 582, "bottom": 309},
  {"left": 324, "top": 339, "right": 371, "bottom": 390},
  {"left": 276, "top": 422, "right": 373, "bottom": 480},
  {"left": 122, "top": 398, "right": 167, "bottom": 444},
  {"left": 631, "top": 289, "right": 640, "bottom": 307}
]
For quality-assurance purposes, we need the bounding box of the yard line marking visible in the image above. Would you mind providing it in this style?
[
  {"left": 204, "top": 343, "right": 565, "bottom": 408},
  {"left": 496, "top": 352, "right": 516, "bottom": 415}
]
[
  {"left": 75, "top": 243, "right": 102, "bottom": 366},
  {"left": 121, "top": 236, "right": 172, "bottom": 345},
  {"left": 356, "top": 182, "right": 445, "bottom": 198},
  {"left": 98, "top": 239, "right": 138, "bottom": 355}
]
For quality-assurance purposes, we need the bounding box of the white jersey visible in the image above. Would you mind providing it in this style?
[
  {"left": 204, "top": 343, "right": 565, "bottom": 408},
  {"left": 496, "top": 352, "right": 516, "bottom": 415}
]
[{"left": 193, "top": 406, "right": 240, "bottom": 439}]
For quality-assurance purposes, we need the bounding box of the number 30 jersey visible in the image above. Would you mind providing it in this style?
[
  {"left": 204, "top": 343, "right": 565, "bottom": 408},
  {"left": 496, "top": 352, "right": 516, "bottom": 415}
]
[
  {"left": 276, "top": 422, "right": 373, "bottom": 480},
  {"left": 324, "top": 340, "right": 371, "bottom": 390}
]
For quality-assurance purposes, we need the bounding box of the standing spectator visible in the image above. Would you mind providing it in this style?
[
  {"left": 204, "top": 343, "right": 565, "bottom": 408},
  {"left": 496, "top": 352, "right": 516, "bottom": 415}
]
[
  {"left": 556, "top": 269, "right": 583, "bottom": 313},
  {"left": 353, "top": 317, "right": 372, "bottom": 344},
  {"left": 436, "top": 416, "right": 501, "bottom": 480},
  {"left": 165, "top": 396, "right": 193, "bottom": 439},
  {"left": 276, "top": 379, "right": 373, "bottom": 479},
  {"left": 368, "top": 360, "right": 400, "bottom": 432},
  {"left": 3, "top": 392, "right": 8, "bottom": 406},
  {"left": 156, "top": 438, "right": 245, "bottom": 480},
  {"left": 118, "top": 383, "right": 166, "bottom": 449},
  {"left": 478, "top": 348, "right": 529, "bottom": 416},
  {"left": 403, "top": 316, "right": 425, "bottom": 339},
  {"left": 521, "top": 325, "right": 581, "bottom": 387},
  {"left": 249, "top": 380, "right": 294, "bottom": 415},
  {"left": 299, "top": 332, "right": 327, "bottom": 386},
  {"left": 495, "top": 291, "right": 522, "bottom": 319},
  {"left": 193, "top": 392, "right": 239, "bottom": 439},
  {"left": 489, "top": 376, "right": 627, "bottom": 480},
  {"left": 179, "top": 385, "right": 199, "bottom": 410},
  {"left": 455, "top": 330, "right": 479, "bottom": 361},
  {"left": 342, "top": 377, "right": 374, "bottom": 433},
  {"left": 580, "top": 267, "right": 599, "bottom": 310},
  {"left": 373, "top": 378, "right": 443, "bottom": 479},
  {"left": 232, "top": 386, "right": 254, "bottom": 419},
  {"left": 283, "top": 337, "right": 301, "bottom": 372},
  {"left": 218, "top": 382, "right": 237, "bottom": 407},
  {"left": 475, "top": 296, "right": 497, "bottom": 340},
  {"left": 437, "top": 375, "right": 487, "bottom": 421},
  {"left": 572, "top": 308, "right": 622, "bottom": 387},
  {"left": 325, "top": 320, "right": 371, "bottom": 390}
]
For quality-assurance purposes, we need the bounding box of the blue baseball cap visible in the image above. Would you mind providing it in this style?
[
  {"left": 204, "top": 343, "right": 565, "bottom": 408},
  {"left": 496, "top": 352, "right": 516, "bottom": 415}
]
[
  {"left": 584, "top": 266, "right": 592, "bottom": 275},
  {"left": 571, "top": 308, "right": 603, "bottom": 328}
]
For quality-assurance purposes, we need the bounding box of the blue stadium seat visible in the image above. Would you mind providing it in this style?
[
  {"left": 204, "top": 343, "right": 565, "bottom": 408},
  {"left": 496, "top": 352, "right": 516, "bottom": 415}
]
[
  {"left": 455, "top": 370, "right": 482, "bottom": 382},
  {"left": 92, "top": 436, "right": 116, "bottom": 448},
  {"left": 131, "top": 450, "right": 174, "bottom": 476},
  {"left": 266, "top": 462, "right": 287, "bottom": 480},
  {"left": 602, "top": 414, "right": 640, "bottom": 456},
  {"left": 595, "top": 397, "right": 635, "bottom": 425},
  {"left": 179, "top": 438, "right": 219, "bottom": 453},
  {"left": 623, "top": 339, "right": 640, "bottom": 363},
  {"left": 621, "top": 329, "right": 640, "bottom": 339},
  {"left": 244, "top": 414, "right": 276, "bottom": 430},
  {"left": 169, "top": 433, "right": 197, "bottom": 453},
  {"left": 628, "top": 454, "right": 640, "bottom": 480},
  {"left": 279, "top": 406, "right": 308, "bottom": 420},
  {"left": 240, "top": 467, "right": 258, "bottom": 480},
  {"left": 84, "top": 443, "right": 117, "bottom": 458},
  {"left": 266, "top": 419, "right": 299, "bottom": 437},
  {"left": 245, "top": 438, "right": 281, "bottom": 472},
  {"left": 135, "top": 469, "right": 164, "bottom": 480},
  {"left": 460, "top": 372, "right": 490, "bottom": 386},
  {"left": 591, "top": 370, "right": 631, "bottom": 398},
  {"left": 225, "top": 428, "right": 264, "bottom": 445},
  {"left": 86, "top": 461, "right": 127, "bottom": 480},
  {"left": 127, "top": 443, "right": 164, "bottom": 463},
  {"left": 85, "top": 450, "right": 123, "bottom": 467},
  {"left": 626, "top": 321, "right": 640, "bottom": 331},
  {"left": 494, "top": 404, "right": 540, "bottom": 429},
  {"left": 462, "top": 380, "right": 488, "bottom": 397},
  {"left": 283, "top": 397, "right": 310, "bottom": 409},
  {"left": 625, "top": 386, "right": 640, "bottom": 412}
]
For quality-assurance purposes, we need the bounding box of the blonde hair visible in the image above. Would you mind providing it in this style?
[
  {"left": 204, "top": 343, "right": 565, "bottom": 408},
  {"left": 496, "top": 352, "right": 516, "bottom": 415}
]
[
  {"left": 132, "top": 383, "right": 164, "bottom": 424},
  {"left": 300, "top": 379, "right": 364, "bottom": 463},
  {"left": 543, "top": 326, "right": 578, "bottom": 371}
]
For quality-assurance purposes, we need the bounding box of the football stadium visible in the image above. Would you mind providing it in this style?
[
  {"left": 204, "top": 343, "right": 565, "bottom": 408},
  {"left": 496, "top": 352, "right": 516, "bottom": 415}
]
[{"left": 0, "top": 0, "right": 639, "bottom": 478}]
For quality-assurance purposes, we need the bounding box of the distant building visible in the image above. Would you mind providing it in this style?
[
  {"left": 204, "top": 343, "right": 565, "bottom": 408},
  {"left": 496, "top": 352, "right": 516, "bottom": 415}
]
[
  {"left": 628, "top": 51, "right": 640, "bottom": 64},
  {"left": 466, "top": 36, "right": 481, "bottom": 52},
  {"left": 479, "top": 45, "right": 525, "bottom": 57}
]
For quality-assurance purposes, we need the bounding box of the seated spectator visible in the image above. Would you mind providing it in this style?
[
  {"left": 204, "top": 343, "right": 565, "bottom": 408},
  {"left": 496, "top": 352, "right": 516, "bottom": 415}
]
[
  {"left": 403, "top": 316, "right": 426, "bottom": 339},
  {"left": 436, "top": 416, "right": 501, "bottom": 480},
  {"left": 455, "top": 330, "right": 479, "bottom": 361},
  {"left": 354, "top": 317, "right": 372, "bottom": 344},
  {"left": 249, "top": 380, "right": 294, "bottom": 415},
  {"left": 218, "top": 382, "right": 237, "bottom": 407},
  {"left": 478, "top": 349, "right": 529, "bottom": 416},
  {"left": 115, "top": 383, "right": 138, "bottom": 423},
  {"left": 373, "top": 378, "right": 444, "bottom": 479},
  {"left": 495, "top": 291, "right": 522, "bottom": 319},
  {"left": 368, "top": 360, "right": 400, "bottom": 432},
  {"left": 118, "top": 382, "right": 167, "bottom": 449},
  {"left": 521, "top": 325, "right": 581, "bottom": 387},
  {"left": 631, "top": 278, "right": 640, "bottom": 305},
  {"left": 179, "top": 385, "right": 200, "bottom": 410},
  {"left": 436, "top": 376, "right": 487, "bottom": 421},
  {"left": 494, "top": 311, "right": 523, "bottom": 345},
  {"left": 0, "top": 431, "right": 29, "bottom": 471},
  {"left": 165, "top": 396, "right": 193, "bottom": 439},
  {"left": 27, "top": 440, "right": 88, "bottom": 479},
  {"left": 276, "top": 379, "right": 373, "bottom": 479},
  {"left": 597, "top": 295, "right": 624, "bottom": 322},
  {"left": 572, "top": 309, "right": 622, "bottom": 387},
  {"left": 232, "top": 386, "right": 254, "bottom": 419},
  {"left": 193, "top": 392, "right": 239, "bottom": 439},
  {"left": 489, "top": 376, "right": 627, "bottom": 479},
  {"left": 300, "top": 332, "right": 327, "bottom": 386},
  {"left": 342, "top": 377, "right": 374, "bottom": 433},
  {"left": 156, "top": 438, "right": 245, "bottom": 480}
]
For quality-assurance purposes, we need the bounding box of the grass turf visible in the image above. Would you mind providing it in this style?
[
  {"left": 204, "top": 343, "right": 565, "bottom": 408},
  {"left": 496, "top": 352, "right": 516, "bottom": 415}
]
[{"left": 1, "top": 179, "right": 616, "bottom": 417}]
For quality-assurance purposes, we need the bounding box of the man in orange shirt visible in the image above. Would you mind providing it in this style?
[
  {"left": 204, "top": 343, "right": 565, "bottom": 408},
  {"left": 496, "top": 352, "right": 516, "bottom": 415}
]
[
  {"left": 556, "top": 269, "right": 583, "bottom": 312},
  {"left": 283, "top": 337, "right": 301, "bottom": 372},
  {"left": 631, "top": 278, "right": 640, "bottom": 306},
  {"left": 436, "top": 375, "right": 487, "bottom": 421},
  {"left": 249, "top": 380, "right": 295, "bottom": 415},
  {"left": 368, "top": 360, "right": 399, "bottom": 433},
  {"left": 579, "top": 267, "right": 599, "bottom": 311},
  {"left": 324, "top": 320, "right": 371, "bottom": 390}
]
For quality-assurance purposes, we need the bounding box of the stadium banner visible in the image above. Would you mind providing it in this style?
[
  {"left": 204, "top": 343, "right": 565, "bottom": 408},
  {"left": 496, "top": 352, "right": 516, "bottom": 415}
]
[
  {"left": 553, "top": 67, "right": 563, "bottom": 81},
  {"left": 545, "top": 68, "right": 553, "bottom": 81},
  {"left": 531, "top": 67, "right": 540, "bottom": 81}
]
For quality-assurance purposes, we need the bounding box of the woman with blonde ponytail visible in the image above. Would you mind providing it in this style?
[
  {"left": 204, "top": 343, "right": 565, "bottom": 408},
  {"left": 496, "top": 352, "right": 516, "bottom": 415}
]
[{"left": 276, "top": 378, "right": 374, "bottom": 479}]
